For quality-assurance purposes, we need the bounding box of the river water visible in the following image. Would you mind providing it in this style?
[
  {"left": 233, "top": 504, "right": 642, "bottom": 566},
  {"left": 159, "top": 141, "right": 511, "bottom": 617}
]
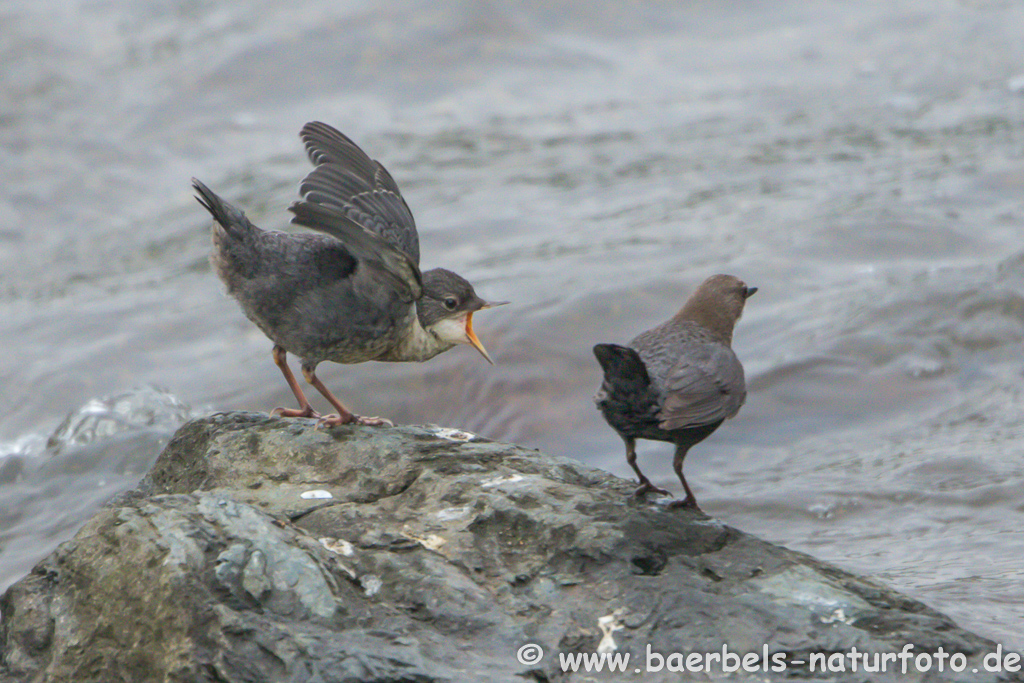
[{"left": 2, "top": 0, "right": 1023, "bottom": 650}]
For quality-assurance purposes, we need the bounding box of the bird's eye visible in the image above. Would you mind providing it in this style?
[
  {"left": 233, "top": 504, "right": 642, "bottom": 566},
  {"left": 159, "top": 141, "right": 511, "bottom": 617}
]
[{"left": 443, "top": 296, "right": 458, "bottom": 310}]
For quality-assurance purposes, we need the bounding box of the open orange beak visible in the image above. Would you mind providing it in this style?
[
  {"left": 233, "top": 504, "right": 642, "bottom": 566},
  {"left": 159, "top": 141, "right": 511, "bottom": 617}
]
[
  {"left": 465, "top": 312, "right": 494, "bottom": 365},
  {"left": 465, "top": 300, "right": 507, "bottom": 365}
]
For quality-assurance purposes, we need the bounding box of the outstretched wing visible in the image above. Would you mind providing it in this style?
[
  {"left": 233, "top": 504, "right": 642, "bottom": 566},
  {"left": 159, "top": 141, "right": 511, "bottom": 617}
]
[
  {"left": 298, "top": 121, "right": 420, "bottom": 264},
  {"left": 656, "top": 342, "right": 746, "bottom": 431},
  {"left": 289, "top": 200, "right": 422, "bottom": 304}
]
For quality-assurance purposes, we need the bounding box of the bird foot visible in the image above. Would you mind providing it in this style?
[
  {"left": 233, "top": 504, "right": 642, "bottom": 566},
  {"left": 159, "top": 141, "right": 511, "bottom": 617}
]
[
  {"left": 272, "top": 406, "right": 321, "bottom": 420},
  {"left": 315, "top": 413, "right": 393, "bottom": 428},
  {"left": 633, "top": 480, "right": 673, "bottom": 498},
  {"left": 667, "top": 496, "right": 700, "bottom": 511},
  {"left": 352, "top": 414, "right": 393, "bottom": 427}
]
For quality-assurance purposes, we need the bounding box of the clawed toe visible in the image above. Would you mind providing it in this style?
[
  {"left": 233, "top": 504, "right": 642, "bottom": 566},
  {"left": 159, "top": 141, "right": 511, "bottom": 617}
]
[
  {"left": 314, "top": 413, "right": 352, "bottom": 428},
  {"left": 272, "top": 407, "right": 392, "bottom": 429},
  {"left": 355, "top": 415, "right": 393, "bottom": 427},
  {"left": 272, "top": 406, "right": 320, "bottom": 420},
  {"left": 633, "top": 481, "right": 672, "bottom": 498},
  {"left": 667, "top": 497, "right": 700, "bottom": 511},
  {"left": 315, "top": 413, "right": 393, "bottom": 428}
]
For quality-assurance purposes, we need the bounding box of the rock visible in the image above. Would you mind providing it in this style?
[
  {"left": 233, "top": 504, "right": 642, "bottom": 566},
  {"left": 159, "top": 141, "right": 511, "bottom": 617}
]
[{"left": 0, "top": 412, "right": 1016, "bottom": 682}]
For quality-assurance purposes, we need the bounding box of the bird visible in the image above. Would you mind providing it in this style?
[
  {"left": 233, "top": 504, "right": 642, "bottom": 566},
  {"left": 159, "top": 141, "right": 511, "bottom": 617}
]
[
  {"left": 593, "top": 274, "right": 756, "bottom": 509},
  {"left": 192, "top": 121, "right": 506, "bottom": 427}
]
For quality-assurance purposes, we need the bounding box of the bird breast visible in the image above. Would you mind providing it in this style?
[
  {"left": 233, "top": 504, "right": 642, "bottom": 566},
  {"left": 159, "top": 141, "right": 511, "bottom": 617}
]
[{"left": 374, "top": 307, "right": 455, "bottom": 362}]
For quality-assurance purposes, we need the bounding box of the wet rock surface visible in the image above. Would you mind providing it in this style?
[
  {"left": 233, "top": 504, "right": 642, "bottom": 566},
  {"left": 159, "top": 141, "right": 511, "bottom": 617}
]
[{"left": 0, "top": 412, "right": 1016, "bottom": 682}]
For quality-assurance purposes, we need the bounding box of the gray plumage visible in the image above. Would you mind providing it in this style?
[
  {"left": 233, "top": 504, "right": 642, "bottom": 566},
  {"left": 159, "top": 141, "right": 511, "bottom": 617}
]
[
  {"left": 193, "top": 122, "right": 502, "bottom": 426},
  {"left": 594, "top": 274, "right": 756, "bottom": 509},
  {"left": 298, "top": 121, "right": 421, "bottom": 263}
]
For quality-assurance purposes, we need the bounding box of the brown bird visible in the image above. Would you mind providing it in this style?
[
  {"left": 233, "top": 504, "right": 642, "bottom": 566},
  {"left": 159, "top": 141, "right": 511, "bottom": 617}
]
[
  {"left": 193, "top": 122, "right": 505, "bottom": 426},
  {"left": 593, "top": 274, "right": 756, "bottom": 509}
]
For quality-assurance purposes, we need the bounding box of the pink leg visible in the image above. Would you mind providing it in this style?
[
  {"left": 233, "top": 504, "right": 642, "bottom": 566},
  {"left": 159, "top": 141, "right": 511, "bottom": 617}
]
[
  {"left": 271, "top": 346, "right": 320, "bottom": 419},
  {"left": 301, "top": 364, "right": 392, "bottom": 427}
]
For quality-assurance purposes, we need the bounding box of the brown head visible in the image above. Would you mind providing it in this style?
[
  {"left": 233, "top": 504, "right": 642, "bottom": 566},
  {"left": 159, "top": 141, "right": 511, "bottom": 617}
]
[{"left": 675, "top": 274, "right": 757, "bottom": 346}]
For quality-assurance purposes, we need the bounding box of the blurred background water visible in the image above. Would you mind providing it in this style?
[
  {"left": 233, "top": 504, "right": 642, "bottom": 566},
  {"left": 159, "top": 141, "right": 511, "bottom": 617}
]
[{"left": 2, "top": 0, "right": 1024, "bottom": 650}]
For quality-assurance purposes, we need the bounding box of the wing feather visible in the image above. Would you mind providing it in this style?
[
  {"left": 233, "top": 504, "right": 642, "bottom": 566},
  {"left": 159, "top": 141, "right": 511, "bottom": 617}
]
[
  {"left": 288, "top": 200, "right": 422, "bottom": 303},
  {"left": 298, "top": 121, "right": 420, "bottom": 263},
  {"left": 656, "top": 342, "right": 746, "bottom": 430}
]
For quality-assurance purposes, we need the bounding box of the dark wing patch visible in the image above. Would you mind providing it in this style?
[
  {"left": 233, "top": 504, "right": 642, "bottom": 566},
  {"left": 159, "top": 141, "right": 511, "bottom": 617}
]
[
  {"left": 299, "top": 121, "right": 420, "bottom": 264},
  {"left": 289, "top": 200, "right": 422, "bottom": 303},
  {"left": 657, "top": 343, "right": 746, "bottom": 430}
]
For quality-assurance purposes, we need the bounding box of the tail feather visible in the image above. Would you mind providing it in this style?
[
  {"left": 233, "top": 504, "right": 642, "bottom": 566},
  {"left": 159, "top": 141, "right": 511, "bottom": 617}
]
[
  {"left": 593, "top": 343, "right": 651, "bottom": 393},
  {"left": 191, "top": 178, "right": 254, "bottom": 240}
]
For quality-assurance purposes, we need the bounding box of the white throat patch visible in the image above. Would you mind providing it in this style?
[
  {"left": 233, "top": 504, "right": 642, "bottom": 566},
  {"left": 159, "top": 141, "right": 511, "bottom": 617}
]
[{"left": 429, "top": 315, "right": 470, "bottom": 345}]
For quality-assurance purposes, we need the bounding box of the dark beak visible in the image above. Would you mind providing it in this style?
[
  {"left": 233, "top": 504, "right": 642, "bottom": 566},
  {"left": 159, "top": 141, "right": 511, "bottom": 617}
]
[{"left": 744, "top": 286, "right": 758, "bottom": 298}]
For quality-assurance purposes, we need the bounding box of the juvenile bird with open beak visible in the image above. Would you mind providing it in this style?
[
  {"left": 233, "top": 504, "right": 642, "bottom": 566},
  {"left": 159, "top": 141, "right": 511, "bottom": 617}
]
[
  {"left": 193, "top": 121, "right": 506, "bottom": 426},
  {"left": 594, "top": 274, "right": 756, "bottom": 510}
]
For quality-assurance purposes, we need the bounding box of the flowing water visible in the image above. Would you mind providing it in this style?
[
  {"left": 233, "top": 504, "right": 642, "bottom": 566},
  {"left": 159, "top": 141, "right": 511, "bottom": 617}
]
[{"left": 2, "top": 0, "right": 1024, "bottom": 650}]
